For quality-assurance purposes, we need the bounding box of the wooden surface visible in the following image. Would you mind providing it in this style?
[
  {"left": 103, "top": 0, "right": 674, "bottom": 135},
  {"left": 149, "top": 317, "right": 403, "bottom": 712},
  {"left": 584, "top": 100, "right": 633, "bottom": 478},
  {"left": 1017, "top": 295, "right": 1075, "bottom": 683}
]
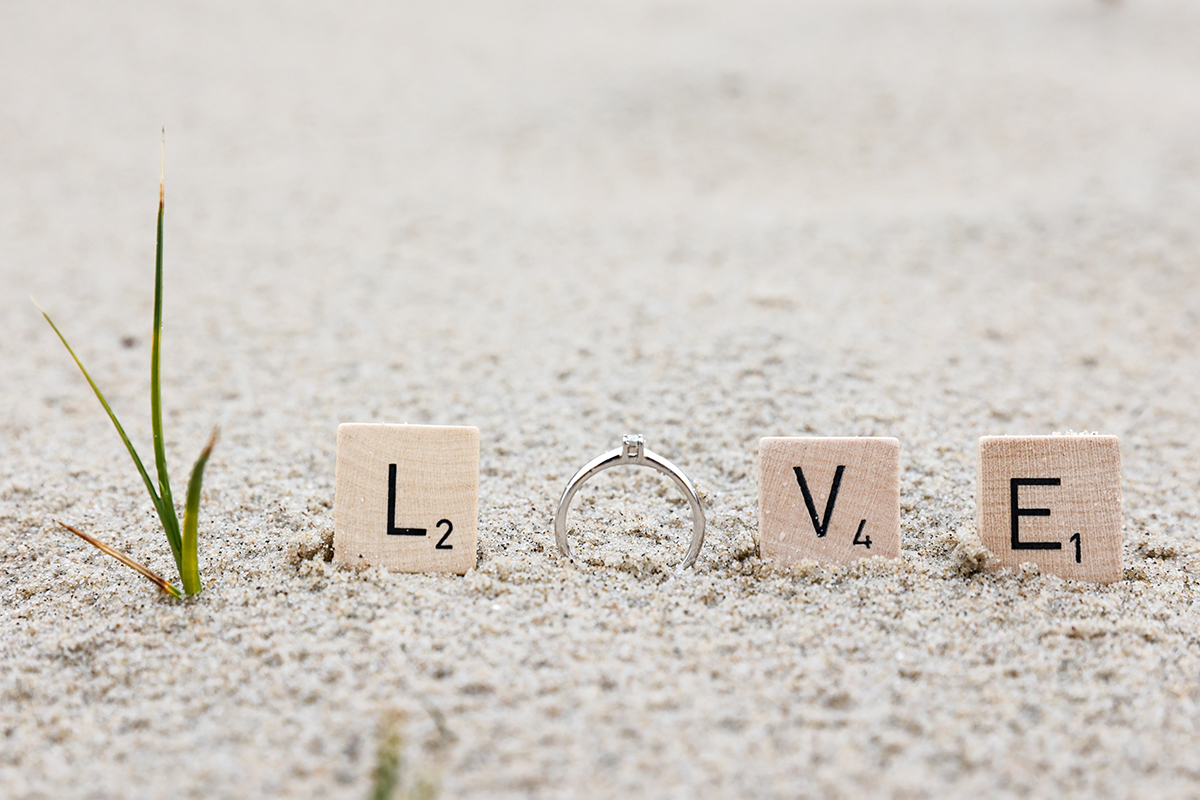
[
  {"left": 334, "top": 424, "right": 479, "bottom": 574},
  {"left": 977, "top": 435, "right": 1122, "bottom": 583},
  {"left": 759, "top": 437, "right": 901, "bottom": 565}
]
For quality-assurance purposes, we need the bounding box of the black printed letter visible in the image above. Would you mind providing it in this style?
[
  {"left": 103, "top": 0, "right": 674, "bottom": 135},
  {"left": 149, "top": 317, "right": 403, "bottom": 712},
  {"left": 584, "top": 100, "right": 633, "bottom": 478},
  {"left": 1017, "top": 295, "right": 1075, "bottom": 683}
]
[
  {"left": 793, "top": 465, "right": 845, "bottom": 538},
  {"left": 1009, "top": 477, "right": 1062, "bottom": 551},
  {"left": 387, "top": 464, "right": 427, "bottom": 536}
]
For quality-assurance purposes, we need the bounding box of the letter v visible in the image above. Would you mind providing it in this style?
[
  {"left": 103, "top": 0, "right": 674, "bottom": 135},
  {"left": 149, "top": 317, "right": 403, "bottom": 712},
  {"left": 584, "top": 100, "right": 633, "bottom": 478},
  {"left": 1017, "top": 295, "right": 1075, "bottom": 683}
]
[{"left": 793, "top": 465, "right": 845, "bottom": 538}]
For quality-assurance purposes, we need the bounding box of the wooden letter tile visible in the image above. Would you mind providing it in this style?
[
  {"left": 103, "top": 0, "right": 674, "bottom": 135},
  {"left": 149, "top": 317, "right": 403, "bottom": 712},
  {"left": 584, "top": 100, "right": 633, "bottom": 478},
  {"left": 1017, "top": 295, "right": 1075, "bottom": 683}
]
[
  {"left": 759, "top": 437, "right": 900, "bottom": 566},
  {"left": 334, "top": 423, "right": 479, "bottom": 574},
  {"left": 977, "top": 435, "right": 1122, "bottom": 583}
]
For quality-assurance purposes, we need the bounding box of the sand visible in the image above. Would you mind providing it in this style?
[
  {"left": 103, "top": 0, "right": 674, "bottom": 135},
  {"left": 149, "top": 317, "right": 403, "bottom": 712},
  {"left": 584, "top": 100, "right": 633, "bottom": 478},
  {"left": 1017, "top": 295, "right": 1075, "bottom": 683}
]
[{"left": 4, "top": 1, "right": 1200, "bottom": 797}]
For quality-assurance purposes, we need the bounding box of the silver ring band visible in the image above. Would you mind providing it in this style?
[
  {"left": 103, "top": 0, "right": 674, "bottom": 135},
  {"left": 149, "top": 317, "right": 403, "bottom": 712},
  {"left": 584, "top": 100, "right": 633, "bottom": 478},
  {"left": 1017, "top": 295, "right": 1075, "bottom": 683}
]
[{"left": 554, "top": 434, "right": 706, "bottom": 569}]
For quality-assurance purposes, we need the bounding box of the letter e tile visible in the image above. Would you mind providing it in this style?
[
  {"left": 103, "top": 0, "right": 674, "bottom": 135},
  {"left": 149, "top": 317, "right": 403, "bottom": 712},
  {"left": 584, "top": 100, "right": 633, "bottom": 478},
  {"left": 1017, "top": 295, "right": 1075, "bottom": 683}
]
[
  {"left": 758, "top": 437, "right": 901, "bottom": 566},
  {"left": 977, "top": 435, "right": 1122, "bottom": 583},
  {"left": 334, "top": 423, "right": 479, "bottom": 574}
]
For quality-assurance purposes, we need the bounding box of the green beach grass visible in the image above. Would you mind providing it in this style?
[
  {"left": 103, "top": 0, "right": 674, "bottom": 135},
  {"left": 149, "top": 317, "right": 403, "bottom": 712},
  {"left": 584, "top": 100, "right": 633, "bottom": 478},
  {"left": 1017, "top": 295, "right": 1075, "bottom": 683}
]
[{"left": 33, "top": 138, "right": 217, "bottom": 598}]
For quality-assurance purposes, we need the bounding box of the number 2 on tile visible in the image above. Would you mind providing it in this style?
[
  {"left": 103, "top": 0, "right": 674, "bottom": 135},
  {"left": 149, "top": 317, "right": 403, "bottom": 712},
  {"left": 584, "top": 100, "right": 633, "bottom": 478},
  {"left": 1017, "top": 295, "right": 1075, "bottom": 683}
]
[{"left": 436, "top": 519, "right": 454, "bottom": 550}]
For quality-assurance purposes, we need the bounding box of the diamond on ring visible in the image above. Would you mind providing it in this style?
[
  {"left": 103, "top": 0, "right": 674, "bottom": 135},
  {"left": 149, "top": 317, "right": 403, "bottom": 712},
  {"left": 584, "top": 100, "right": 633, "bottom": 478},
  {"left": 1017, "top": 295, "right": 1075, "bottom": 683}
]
[{"left": 622, "top": 434, "right": 645, "bottom": 461}]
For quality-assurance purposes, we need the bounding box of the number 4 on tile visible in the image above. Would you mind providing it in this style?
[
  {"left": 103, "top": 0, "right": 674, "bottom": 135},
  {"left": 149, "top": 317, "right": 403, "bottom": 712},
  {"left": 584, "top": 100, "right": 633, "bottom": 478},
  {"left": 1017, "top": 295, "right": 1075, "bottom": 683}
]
[{"left": 853, "top": 519, "right": 872, "bottom": 549}]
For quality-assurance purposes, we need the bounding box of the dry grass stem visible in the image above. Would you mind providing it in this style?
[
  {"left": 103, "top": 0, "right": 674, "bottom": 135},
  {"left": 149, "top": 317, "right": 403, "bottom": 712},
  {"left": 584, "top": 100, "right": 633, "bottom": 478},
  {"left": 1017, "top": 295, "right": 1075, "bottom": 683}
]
[{"left": 56, "top": 521, "right": 182, "bottom": 599}]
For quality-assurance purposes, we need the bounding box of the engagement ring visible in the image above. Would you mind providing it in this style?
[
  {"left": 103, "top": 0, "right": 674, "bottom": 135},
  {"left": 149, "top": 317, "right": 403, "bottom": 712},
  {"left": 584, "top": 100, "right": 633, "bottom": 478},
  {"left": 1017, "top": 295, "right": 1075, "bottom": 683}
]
[{"left": 553, "top": 434, "right": 706, "bottom": 569}]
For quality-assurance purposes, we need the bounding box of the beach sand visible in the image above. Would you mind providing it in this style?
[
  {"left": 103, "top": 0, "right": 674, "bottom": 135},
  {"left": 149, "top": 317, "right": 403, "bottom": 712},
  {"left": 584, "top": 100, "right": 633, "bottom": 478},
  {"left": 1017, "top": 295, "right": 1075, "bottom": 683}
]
[{"left": 3, "top": 1, "right": 1200, "bottom": 797}]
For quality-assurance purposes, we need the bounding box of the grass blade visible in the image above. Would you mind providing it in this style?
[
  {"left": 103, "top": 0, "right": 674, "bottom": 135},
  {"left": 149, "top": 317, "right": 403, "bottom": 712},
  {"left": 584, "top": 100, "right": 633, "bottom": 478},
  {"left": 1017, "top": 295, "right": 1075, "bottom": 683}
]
[
  {"left": 56, "top": 520, "right": 182, "bottom": 598},
  {"left": 180, "top": 427, "right": 218, "bottom": 596},
  {"left": 150, "top": 137, "right": 183, "bottom": 565},
  {"left": 30, "top": 299, "right": 184, "bottom": 564},
  {"left": 371, "top": 713, "right": 405, "bottom": 800}
]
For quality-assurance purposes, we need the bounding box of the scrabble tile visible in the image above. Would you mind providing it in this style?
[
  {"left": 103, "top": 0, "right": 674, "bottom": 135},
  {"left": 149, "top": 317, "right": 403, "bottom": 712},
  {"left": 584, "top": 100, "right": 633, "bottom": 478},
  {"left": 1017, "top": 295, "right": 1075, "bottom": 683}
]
[
  {"left": 976, "top": 435, "right": 1122, "bottom": 583},
  {"left": 334, "top": 423, "right": 479, "bottom": 574},
  {"left": 758, "top": 437, "right": 901, "bottom": 566}
]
